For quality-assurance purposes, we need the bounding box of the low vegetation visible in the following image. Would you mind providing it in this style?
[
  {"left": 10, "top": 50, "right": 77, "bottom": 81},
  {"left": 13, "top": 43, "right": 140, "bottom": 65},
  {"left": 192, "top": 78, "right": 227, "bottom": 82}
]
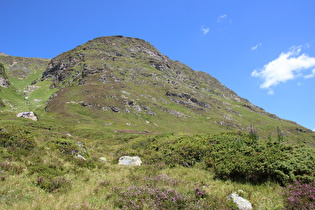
[{"left": 0, "top": 118, "right": 314, "bottom": 209}]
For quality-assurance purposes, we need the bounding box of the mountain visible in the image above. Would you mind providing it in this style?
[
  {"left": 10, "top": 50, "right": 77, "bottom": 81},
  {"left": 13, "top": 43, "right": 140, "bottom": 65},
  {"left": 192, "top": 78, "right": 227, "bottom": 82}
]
[
  {"left": 1, "top": 36, "right": 315, "bottom": 209},
  {"left": 1, "top": 36, "right": 314, "bottom": 142}
]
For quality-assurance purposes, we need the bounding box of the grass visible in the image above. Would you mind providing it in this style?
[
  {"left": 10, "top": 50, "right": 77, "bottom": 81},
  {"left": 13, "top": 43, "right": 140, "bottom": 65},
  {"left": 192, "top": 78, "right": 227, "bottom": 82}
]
[
  {"left": 0, "top": 118, "right": 314, "bottom": 209},
  {"left": 0, "top": 161, "right": 285, "bottom": 209}
]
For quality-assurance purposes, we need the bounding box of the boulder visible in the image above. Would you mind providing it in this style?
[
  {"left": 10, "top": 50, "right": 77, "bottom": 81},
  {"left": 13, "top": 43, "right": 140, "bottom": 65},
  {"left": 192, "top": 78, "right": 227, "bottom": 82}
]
[
  {"left": 228, "top": 193, "right": 252, "bottom": 210},
  {"left": 16, "top": 111, "right": 38, "bottom": 121},
  {"left": 118, "top": 156, "right": 142, "bottom": 166}
]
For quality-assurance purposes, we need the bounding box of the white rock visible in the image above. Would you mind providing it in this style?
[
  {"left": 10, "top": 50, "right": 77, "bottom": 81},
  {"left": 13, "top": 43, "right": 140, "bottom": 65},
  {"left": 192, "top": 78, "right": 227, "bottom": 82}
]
[
  {"left": 118, "top": 156, "right": 142, "bottom": 166},
  {"left": 228, "top": 193, "right": 252, "bottom": 210},
  {"left": 16, "top": 111, "right": 38, "bottom": 121}
]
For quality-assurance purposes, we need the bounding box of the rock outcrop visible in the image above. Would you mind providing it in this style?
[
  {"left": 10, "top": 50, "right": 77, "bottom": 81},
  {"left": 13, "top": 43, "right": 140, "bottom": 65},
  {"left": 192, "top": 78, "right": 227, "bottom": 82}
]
[
  {"left": 16, "top": 112, "right": 38, "bottom": 121},
  {"left": 0, "top": 63, "right": 10, "bottom": 88}
]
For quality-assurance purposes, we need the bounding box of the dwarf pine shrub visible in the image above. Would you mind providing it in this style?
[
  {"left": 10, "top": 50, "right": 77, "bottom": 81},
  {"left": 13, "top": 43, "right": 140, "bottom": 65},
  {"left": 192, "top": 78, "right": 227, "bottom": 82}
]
[{"left": 126, "top": 131, "right": 315, "bottom": 185}]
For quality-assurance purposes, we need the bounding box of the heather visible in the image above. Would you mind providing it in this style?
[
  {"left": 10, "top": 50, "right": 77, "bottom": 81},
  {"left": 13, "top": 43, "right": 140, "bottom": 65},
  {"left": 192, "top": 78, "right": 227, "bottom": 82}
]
[{"left": 284, "top": 181, "right": 315, "bottom": 209}]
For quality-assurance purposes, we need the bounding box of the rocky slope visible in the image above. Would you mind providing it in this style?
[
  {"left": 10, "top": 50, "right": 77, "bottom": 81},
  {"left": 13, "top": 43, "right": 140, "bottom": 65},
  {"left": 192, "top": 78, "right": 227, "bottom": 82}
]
[
  {"left": 34, "top": 36, "right": 313, "bottom": 139},
  {"left": 0, "top": 36, "right": 313, "bottom": 141}
]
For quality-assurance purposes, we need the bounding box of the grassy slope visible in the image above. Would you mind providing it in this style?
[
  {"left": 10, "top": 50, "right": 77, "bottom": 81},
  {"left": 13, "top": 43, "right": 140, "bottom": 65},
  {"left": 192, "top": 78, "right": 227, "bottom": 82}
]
[
  {"left": 0, "top": 55, "right": 53, "bottom": 114},
  {"left": 42, "top": 78, "right": 315, "bottom": 148},
  {"left": 0, "top": 119, "right": 286, "bottom": 209}
]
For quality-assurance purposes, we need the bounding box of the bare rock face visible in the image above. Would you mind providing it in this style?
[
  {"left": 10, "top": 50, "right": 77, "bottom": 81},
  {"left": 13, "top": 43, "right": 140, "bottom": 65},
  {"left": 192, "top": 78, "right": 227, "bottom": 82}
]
[
  {"left": 0, "top": 77, "right": 9, "bottom": 88},
  {"left": 16, "top": 111, "right": 38, "bottom": 121},
  {"left": 0, "top": 63, "right": 10, "bottom": 88}
]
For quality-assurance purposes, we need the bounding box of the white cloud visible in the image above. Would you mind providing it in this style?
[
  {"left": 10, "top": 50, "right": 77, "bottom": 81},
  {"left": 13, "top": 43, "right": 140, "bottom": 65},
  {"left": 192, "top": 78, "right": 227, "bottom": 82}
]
[
  {"left": 201, "top": 26, "right": 209, "bottom": 35},
  {"left": 251, "top": 43, "right": 262, "bottom": 50},
  {"left": 304, "top": 68, "right": 315, "bottom": 78},
  {"left": 252, "top": 46, "right": 315, "bottom": 92},
  {"left": 217, "top": 14, "right": 227, "bottom": 22}
]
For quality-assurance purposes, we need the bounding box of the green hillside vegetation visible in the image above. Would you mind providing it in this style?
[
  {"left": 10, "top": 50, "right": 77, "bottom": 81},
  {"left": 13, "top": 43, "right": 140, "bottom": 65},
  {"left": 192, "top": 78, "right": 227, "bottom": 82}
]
[
  {"left": 1, "top": 119, "right": 314, "bottom": 209},
  {"left": 0, "top": 36, "right": 315, "bottom": 209},
  {"left": 0, "top": 55, "right": 53, "bottom": 113}
]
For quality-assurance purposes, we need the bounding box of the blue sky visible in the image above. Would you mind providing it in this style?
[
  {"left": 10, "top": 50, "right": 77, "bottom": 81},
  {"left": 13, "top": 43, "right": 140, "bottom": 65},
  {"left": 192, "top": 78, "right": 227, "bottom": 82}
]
[{"left": 1, "top": 0, "right": 315, "bottom": 131}]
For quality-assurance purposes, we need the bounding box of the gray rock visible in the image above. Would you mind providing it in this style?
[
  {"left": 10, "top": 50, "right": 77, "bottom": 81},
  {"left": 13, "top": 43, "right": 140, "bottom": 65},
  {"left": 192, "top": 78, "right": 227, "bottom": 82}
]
[
  {"left": 0, "top": 77, "right": 10, "bottom": 88},
  {"left": 118, "top": 156, "right": 142, "bottom": 166},
  {"left": 228, "top": 193, "right": 252, "bottom": 210},
  {"left": 16, "top": 111, "right": 38, "bottom": 121}
]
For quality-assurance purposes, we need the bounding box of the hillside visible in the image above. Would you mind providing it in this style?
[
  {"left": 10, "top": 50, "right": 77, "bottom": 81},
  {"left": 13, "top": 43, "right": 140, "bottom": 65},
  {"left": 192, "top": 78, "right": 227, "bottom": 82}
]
[
  {"left": 36, "top": 36, "right": 312, "bottom": 142},
  {"left": 0, "top": 36, "right": 315, "bottom": 209},
  {"left": 0, "top": 54, "right": 52, "bottom": 112},
  {"left": 0, "top": 36, "right": 314, "bottom": 141}
]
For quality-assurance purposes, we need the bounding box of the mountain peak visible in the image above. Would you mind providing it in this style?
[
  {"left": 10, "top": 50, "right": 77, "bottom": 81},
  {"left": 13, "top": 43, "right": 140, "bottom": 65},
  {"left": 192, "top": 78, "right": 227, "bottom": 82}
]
[
  {"left": 87, "top": 36, "right": 168, "bottom": 60},
  {"left": 42, "top": 36, "right": 181, "bottom": 88}
]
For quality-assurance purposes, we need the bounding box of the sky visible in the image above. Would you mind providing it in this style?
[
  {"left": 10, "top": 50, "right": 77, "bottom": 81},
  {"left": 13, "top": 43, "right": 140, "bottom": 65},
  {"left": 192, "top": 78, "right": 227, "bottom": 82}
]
[{"left": 1, "top": 0, "right": 315, "bottom": 131}]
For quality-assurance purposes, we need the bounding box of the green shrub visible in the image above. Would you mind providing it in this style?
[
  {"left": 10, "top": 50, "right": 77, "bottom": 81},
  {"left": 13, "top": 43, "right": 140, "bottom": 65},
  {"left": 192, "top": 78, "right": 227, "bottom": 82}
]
[
  {"left": 0, "top": 130, "right": 36, "bottom": 150},
  {"left": 126, "top": 131, "right": 315, "bottom": 185},
  {"left": 36, "top": 175, "right": 72, "bottom": 193},
  {"left": 28, "top": 162, "right": 65, "bottom": 177},
  {"left": 269, "top": 146, "right": 315, "bottom": 184},
  {"left": 50, "top": 139, "right": 78, "bottom": 154},
  {"left": 49, "top": 139, "right": 83, "bottom": 156},
  {"left": 204, "top": 133, "right": 315, "bottom": 185}
]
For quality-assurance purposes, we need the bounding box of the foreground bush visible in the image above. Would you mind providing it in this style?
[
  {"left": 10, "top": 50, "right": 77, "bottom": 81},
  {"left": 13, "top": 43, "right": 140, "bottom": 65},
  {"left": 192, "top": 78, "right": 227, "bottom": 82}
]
[
  {"left": 206, "top": 133, "right": 315, "bottom": 184},
  {"left": 127, "top": 131, "right": 315, "bottom": 185}
]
